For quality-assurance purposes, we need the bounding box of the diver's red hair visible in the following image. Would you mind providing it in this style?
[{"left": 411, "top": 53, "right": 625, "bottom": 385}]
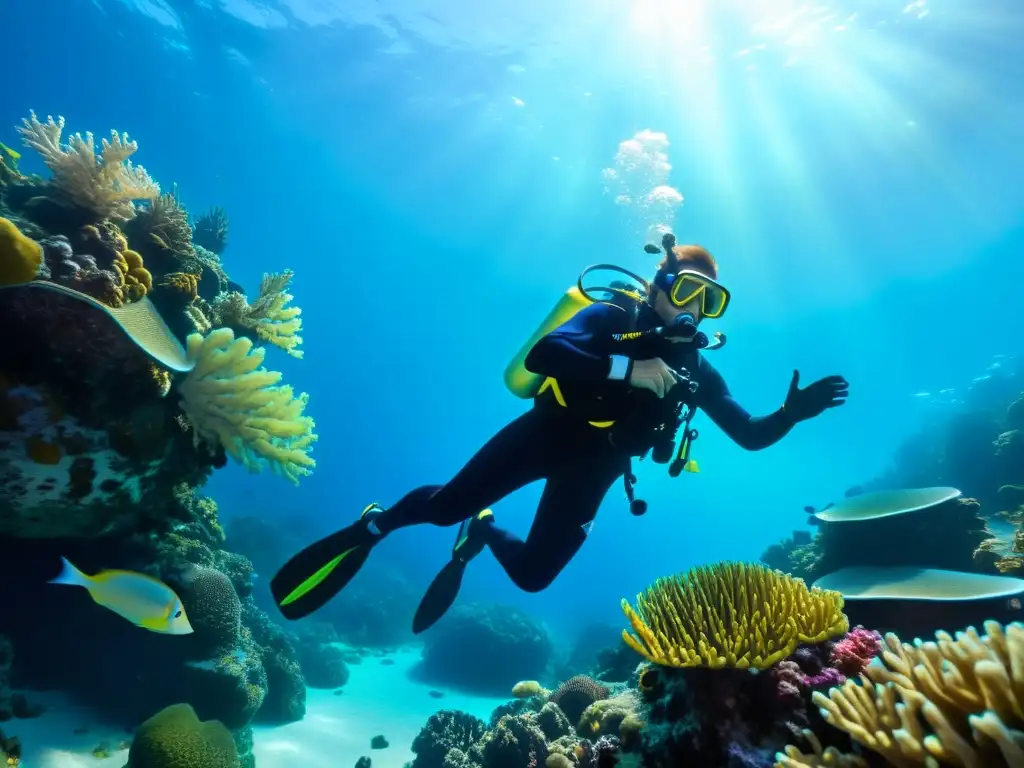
[{"left": 658, "top": 244, "right": 718, "bottom": 280}]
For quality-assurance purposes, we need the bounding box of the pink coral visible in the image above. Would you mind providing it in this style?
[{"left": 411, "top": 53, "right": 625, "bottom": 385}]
[{"left": 828, "top": 626, "right": 882, "bottom": 678}]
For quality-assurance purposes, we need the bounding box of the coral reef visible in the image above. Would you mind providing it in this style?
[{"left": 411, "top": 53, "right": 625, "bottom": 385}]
[
  {"left": 763, "top": 496, "right": 992, "bottom": 585},
  {"left": 16, "top": 112, "right": 159, "bottom": 222},
  {"left": 621, "top": 561, "right": 848, "bottom": 669},
  {"left": 415, "top": 603, "right": 554, "bottom": 695},
  {"left": 178, "top": 328, "right": 316, "bottom": 485},
  {"left": 800, "top": 620, "right": 1024, "bottom": 767}
]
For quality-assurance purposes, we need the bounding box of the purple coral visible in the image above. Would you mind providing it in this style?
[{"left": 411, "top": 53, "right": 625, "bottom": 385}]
[{"left": 771, "top": 660, "right": 805, "bottom": 705}]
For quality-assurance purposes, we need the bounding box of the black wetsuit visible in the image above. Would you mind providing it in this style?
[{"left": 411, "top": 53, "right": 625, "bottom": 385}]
[{"left": 374, "top": 300, "right": 797, "bottom": 592}]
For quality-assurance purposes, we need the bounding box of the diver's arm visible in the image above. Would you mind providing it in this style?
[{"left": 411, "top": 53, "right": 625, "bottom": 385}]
[
  {"left": 524, "top": 304, "right": 643, "bottom": 382},
  {"left": 697, "top": 360, "right": 795, "bottom": 451}
]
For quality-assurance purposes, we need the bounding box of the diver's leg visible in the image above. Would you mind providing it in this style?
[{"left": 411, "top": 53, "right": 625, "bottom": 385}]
[
  {"left": 375, "top": 408, "right": 560, "bottom": 532},
  {"left": 484, "top": 453, "right": 623, "bottom": 592},
  {"left": 272, "top": 408, "right": 559, "bottom": 620}
]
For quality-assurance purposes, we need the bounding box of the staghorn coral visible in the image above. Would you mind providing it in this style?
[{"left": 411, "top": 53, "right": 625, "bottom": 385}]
[
  {"left": 621, "top": 561, "right": 849, "bottom": 670},
  {"left": 125, "top": 703, "right": 240, "bottom": 768},
  {"left": 0, "top": 217, "right": 42, "bottom": 286},
  {"left": 176, "top": 328, "right": 317, "bottom": 484},
  {"left": 811, "top": 620, "right": 1024, "bottom": 767},
  {"left": 17, "top": 111, "right": 159, "bottom": 222},
  {"left": 192, "top": 206, "right": 228, "bottom": 254},
  {"left": 211, "top": 270, "right": 303, "bottom": 359}
]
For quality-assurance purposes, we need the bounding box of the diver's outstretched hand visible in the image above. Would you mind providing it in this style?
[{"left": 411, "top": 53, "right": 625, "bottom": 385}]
[{"left": 784, "top": 370, "right": 849, "bottom": 422}]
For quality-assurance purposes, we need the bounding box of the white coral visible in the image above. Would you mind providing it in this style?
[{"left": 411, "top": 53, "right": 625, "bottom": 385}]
[{"left": 17, "top": 111, "right": 160, "bottom": 221}]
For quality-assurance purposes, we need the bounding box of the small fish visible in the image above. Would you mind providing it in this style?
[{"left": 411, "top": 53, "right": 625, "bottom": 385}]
[{"left": 48, "top": 557, "right": 193, "bottom": 635}]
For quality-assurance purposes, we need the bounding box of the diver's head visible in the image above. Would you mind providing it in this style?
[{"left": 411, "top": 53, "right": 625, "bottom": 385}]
[{"left": 647, "top": 235, "right": 729, "bottom": 334}]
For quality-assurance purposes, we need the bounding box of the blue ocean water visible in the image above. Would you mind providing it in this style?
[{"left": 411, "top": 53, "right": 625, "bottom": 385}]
[{"left": 3, "top": 0, "right": 1023, "bottom": 706}]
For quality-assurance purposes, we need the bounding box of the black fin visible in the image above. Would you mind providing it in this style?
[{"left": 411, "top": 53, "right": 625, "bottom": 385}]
[
  {"left": 270, "top": 523, "right": 374, "bottom": 621},
  {"left": 412, "top": 559, "right": 467, "bottom": 634}
]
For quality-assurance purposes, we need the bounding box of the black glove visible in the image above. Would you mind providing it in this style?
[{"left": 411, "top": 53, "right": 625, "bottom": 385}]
[{"left": 784, "top": 370, "right": 849, "bottom": 422}]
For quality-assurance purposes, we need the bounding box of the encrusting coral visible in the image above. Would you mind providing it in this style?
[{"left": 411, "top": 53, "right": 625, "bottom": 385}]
[
  {"left": 177, "top": 328, "right": 317, "bottom": 484},
  {"left": 621, "top": 561, "right": 849, "bottom": 669},
  {"left": 803, "top": 620, "right": 1024, "bottom": 767},
  {"left": 16, "top": 111, "right": 159, "bottom": 222}
]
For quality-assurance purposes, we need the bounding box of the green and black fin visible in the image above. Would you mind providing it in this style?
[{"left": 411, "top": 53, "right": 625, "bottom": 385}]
[
  {"left": 412, "top": 510, "right": 493, "bottom": 634},
  {"left": 271, "top": 503, "right": 383, "bottom": 621}
]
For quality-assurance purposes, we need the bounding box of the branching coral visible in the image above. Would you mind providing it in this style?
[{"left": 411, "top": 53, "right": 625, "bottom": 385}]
[
  {"left": 810, "top": 620, "right": 1024, "bottom": 767},
  {"left": 176, "top": 328, "right": 317, "bottom": 484},
  {"left": 211, "top": 270, "right": 304, "bottom": 359},
  {"left": 17, "top": 111, "right": 159, "bottom": 221},
  {"left": 775, "top": 730, "right": 868, "bottom": 768},
  {"left": 127, "top": 184, "right": 193, "bottom": 257},
  {"left": 192, "top": 206, "right": 229, "bottom": 254},
  {"left": 621, "top": 561, "right": 849, "bottom": 670}
]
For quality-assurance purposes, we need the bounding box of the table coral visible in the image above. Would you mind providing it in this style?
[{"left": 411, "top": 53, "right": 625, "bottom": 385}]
[{"left": 621, "top": 561, "right": 848, "bottom": 669}]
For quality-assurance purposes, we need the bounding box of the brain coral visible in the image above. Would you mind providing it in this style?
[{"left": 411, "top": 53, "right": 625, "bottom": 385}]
[
  {"left": 178, "top": 566, "right": 241, "bottom": 656},
  {"left": 125, "top": 702, "right": 240, "bottom": 768}
]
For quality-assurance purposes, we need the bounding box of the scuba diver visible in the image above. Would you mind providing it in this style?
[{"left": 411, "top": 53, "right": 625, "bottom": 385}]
[{"left": 271, "top": 233, "right": 849, "bottom": 632}]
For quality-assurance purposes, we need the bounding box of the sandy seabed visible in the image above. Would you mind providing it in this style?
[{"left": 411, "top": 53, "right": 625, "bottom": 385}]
[{"left": 12, "top": 647, "right": 507, "bottom": 768}]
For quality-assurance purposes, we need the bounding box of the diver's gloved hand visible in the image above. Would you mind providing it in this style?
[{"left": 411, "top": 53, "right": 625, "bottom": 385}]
[
  {"left": 628, "top": 357, "right": 679, "bottom": 399},
  {"left": 783, "top": 370, "right": 849, "bottom": 422}
]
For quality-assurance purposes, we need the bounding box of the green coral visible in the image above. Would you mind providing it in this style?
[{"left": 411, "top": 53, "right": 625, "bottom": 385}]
[{"left": 125, "top": 703, "right": 240, "bottom": 768}]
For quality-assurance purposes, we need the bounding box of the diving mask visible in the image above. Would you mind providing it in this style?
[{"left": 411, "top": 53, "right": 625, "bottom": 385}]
[{"left": 655, "top": 269, "right": 730, "bottom": 319}]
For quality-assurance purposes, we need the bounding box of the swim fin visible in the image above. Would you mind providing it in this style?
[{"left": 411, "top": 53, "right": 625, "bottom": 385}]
[
  {"left": 412, "top": 510, "right": 493, "bottom": 635},
  {"left": 271, "top": 503, "right": 384, "bottom": 621}
]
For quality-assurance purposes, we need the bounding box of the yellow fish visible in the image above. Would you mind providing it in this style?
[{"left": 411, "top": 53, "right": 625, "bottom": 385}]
[{"left": 48, "top": 557, "right": 193, "bottom": 635}]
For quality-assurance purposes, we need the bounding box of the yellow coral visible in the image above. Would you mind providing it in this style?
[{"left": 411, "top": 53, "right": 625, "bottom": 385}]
[
  {"left": 161, "top": 271, "right": 200, "bottom": 300},
  {"left": 810, "top": 620, "right": 1024, "bottom": 768},
  {"left": 0, "top": 216, "right": 42, "bottom": 286},
  {"left": 211, "top": 270, "right": 304, "bottom": 359},
  {"left": 621, "top": 561, "right": 848, "bottom": 670},
  {"left": 177, "top": 327, "right": 317, "bottom": 484},
  {"left": 512, "top": 680, "right": 547, "bottom": 698},
  {"left": 775, "top": 729, "right": 868, "bottom": 768},
  {"left": 111, "top": 248, "right": 152, "bottom": 303}
]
